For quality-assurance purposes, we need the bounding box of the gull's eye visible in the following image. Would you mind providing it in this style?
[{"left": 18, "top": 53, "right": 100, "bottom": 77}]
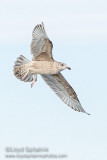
[{"left": 61, "top": 64, "right": 64, "bottom": 66}]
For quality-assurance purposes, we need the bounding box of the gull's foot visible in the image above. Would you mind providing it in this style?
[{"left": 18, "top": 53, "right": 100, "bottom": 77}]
[
  {"left": 21, "top": 70, "right": 29, "bottom": 80},
  {"left": 31, "top": 75, "right": 37, "bottom": 88},
  {"left": 22, "top": 72, "right": 28, "bottom": 80},
  {"left": 31, "top": 80, "right": 35, "bottom": 88}
]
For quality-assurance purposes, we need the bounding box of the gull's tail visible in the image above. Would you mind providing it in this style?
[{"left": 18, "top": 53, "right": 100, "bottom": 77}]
[{"left": 13, "top": 55, "right": 33, "bottom": 82}]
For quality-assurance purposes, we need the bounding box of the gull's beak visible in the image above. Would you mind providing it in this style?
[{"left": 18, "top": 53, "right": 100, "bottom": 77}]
[{"left": 66, "top": 67, "right": 71, "bottom": 70}]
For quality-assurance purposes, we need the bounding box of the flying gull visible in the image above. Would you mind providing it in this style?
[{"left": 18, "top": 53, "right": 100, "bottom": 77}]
[{"left": 13, "top": 22, "right": 90, "bottom": 115}]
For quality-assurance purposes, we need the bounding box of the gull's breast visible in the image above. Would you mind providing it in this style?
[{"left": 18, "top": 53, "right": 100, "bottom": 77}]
[{"left": 31, "top": 61, "right": 58, "bottom": 75}]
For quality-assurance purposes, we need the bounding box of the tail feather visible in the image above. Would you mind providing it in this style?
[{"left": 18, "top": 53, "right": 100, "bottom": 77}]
[
  {"left": 15, "top": 55, "right": 29, "bottom": 68},
  {"left": 13, "top": 55, "right": 33, "bottom": 82}
]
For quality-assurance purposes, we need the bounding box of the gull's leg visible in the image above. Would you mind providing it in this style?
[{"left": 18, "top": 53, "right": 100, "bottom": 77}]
[
  {"left": 31, "top": 75, "right": 37, "bottom": 88},
  {"left": 21, "top": 69, "right": 29, "bottom": 80}
]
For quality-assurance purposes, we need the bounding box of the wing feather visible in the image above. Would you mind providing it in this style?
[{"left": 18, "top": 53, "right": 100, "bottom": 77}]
[
  {"left": 41, "top": 73, "right": 90, "bottom": 115},
  {"left": 30, "top": 22, "right": 53, "bottom": 61}
]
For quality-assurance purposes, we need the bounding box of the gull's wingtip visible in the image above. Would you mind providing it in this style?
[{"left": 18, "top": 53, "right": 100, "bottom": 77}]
[
  {"left": 86, "top": 112, "right": 91, "bottom": 115},
  {"left": 41, "top": 22, "right": 44, "bottom": 28}
]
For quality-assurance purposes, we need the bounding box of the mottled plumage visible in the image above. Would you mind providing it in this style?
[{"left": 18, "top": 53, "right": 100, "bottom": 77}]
[{"left": 13, "top": 22, "right": 90, "bottom": 115}]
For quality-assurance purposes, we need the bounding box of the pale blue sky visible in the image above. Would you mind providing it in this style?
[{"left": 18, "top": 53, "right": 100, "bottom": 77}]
[{"left": 0, "top": 0, "right": 107, "bottom": 159}]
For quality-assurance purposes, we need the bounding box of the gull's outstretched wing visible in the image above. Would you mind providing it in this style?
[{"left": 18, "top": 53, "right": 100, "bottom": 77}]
[
  {"left": 30, "top": 22, "right": 53, "bottom": 61},
  {"left": 41, "top": 73, "right": 90, "bottom": 115}
]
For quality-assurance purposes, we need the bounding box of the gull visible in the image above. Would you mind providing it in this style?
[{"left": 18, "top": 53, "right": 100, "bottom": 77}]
[{"left": 13, "top": 22, "right": 90, "bottom": 115}]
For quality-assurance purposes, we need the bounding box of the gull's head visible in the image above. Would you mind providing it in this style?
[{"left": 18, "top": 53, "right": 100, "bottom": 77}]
[{"left": 57, "top": 62, "right": 71, "bottom": 72}]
